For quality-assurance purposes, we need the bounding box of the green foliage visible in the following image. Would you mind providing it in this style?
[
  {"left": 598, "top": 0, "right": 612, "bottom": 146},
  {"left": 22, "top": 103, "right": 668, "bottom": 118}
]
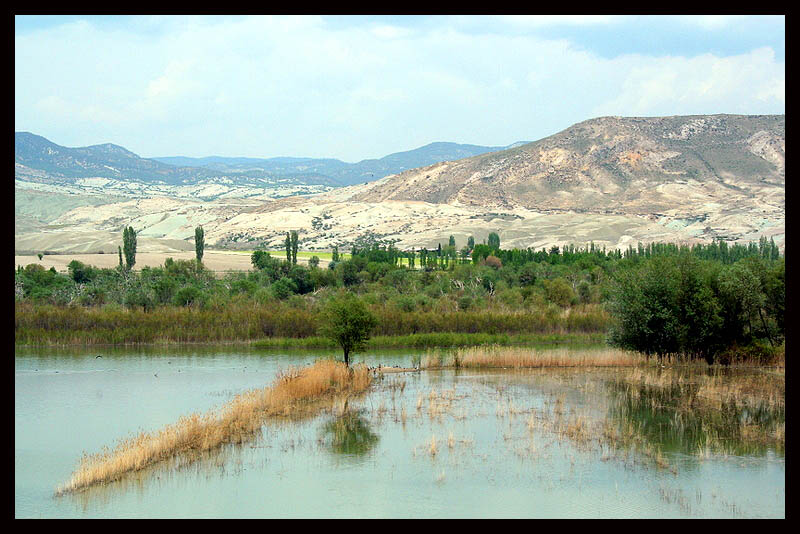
[
  {"left": 487, "top": 232, "right": 500, "bottom": 249},
  {"left": 270, "top": 277, "right": 298, "bottom": 300},
  {"left": 172, "top": 285, "right": 205, "bottom": 307},
  {"left": 318, "top": 293, "right": 378, "bottom": 365},
  {"left": 542, "top": 278, "right": 575, "bottom": 308},
  {"left": 67, "top": 260, "right": 94, "bottom": 284},
  {"left": 290, "top": 230, "right": 298, "bottom": 265},
  {"left": 122, "top": 226, "right": 137, "bottom": 270},
  {"left": 607, "top": 252, "right": 783, "bottom": 362},
  {"left": 195, "top": 226, "right": 205, "bottom": 263},
  {"left": 14, "top": 236, "right": 783, "bottom": 363}
]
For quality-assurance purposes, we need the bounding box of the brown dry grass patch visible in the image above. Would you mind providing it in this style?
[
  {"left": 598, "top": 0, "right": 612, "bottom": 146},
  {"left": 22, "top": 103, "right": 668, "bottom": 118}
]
[{"left": 420, "top": 345, "right": 644, "bottom": 369}]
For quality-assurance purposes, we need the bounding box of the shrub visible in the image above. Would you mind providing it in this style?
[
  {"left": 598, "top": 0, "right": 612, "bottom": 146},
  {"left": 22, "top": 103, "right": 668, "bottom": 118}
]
[
  {"left": 173, "top": 285, "right": 204, "bottom": 307},
  {"left": 542, "top": 278, "right": 575, "bottom": 308},
  {"left": 270, "top": 277, "right": 297, "bottom": 300}
]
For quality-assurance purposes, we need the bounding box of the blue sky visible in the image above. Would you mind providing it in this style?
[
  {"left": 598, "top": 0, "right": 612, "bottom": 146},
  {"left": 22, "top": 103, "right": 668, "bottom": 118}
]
[{"left": 15, "top": 15, "right": 785, "bottom": 162}]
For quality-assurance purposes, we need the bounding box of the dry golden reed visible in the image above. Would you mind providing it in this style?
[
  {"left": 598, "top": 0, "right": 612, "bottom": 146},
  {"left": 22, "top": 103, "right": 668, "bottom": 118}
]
[
  {"left": 56, "top": 360, "right": 371, "bottom": 495},
  {"left": 421, "top": 345, "right": 644, "bottom": 370}
]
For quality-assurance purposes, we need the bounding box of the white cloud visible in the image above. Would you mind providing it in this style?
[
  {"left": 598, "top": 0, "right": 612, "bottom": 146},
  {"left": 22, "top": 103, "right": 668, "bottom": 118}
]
[
  {"left": 15, "top": 15, "right": 785, "bottom": 160},
  {"left": 593, "top": 47, "right": 784, "bottom": 117}
]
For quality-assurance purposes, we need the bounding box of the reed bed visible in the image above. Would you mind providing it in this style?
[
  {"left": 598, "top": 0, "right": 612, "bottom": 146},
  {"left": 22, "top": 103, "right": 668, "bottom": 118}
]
[
  {"left": 420, "top": 345, "right": 646, "bottom": 370},
  {"left": 55, "top": 360, "right": 371, "bottom": 495},
  {"left": 16, "top": 301, "right": 609, "bottom": 346}
]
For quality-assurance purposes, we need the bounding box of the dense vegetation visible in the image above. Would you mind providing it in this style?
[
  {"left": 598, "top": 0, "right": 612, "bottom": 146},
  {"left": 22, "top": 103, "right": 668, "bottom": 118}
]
[{"left": 15, "top": 233, "right": 783, "bottom": 363}]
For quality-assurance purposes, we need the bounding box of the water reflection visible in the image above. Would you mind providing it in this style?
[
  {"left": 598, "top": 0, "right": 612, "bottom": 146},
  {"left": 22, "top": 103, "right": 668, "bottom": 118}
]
[
  {"left": 320, "top": 410, "right": 379, "bottom": 457},
  {"left": 604, "top": 368, "right": 785, "bottom": 459}
]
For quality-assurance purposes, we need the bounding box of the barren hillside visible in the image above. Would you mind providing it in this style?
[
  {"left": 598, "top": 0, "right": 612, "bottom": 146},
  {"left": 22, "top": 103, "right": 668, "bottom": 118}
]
[{"left": 17, "top": 114, "right": 784, "bottom": 256}]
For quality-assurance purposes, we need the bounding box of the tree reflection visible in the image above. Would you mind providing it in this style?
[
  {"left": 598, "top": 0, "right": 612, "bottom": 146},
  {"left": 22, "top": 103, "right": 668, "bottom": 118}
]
[{"left": 320, "top": 411, "right": 379, "bottom": 456}]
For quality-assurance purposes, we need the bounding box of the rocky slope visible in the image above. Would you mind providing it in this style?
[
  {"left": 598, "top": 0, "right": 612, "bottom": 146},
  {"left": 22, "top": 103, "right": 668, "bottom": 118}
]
[{"left": 352, "top": 114, "right": 784, "bottom": 213}]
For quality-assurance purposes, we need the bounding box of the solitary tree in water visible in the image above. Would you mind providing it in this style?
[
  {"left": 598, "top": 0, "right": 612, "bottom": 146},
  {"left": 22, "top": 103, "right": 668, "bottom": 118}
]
[
  {"left": 122, "top": 226, "right": 137, "bottom": 270},
  {"left": 319, "top": 294, "right": 377, "bottom": 366},
  {"left": 195, "top": 226, "right": 205, "bottom": 264}
]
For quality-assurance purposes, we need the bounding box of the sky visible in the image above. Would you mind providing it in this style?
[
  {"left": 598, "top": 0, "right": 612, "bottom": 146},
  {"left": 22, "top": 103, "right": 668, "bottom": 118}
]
[{"left": 15, "top": 15, "right": 785, "bottom": 162}]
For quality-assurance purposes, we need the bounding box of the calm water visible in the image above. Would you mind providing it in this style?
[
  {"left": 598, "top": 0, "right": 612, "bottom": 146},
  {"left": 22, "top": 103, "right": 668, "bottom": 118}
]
[{"left": 15, "top": 346, "right": 785, "bottom": 518}]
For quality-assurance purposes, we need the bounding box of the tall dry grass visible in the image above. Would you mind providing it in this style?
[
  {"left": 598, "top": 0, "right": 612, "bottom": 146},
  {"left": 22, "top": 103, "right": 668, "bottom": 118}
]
[
  {"left": 56, "top": 360, "right": 371, "bottom": 495},
  {"left": 420, "top": 345, "right": 645, "bottom": 369}
]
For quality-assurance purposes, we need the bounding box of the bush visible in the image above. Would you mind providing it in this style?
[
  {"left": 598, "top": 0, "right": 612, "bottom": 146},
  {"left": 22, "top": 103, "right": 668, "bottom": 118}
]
[
  {"left": 542, "top": 278, "right": 574, "bottom": 308},
  {"left": 270, "top": 277, "right": 297, "bottom": 300},
  {"left": 173, "top": 285, "right": 205, "bottom": 307}
]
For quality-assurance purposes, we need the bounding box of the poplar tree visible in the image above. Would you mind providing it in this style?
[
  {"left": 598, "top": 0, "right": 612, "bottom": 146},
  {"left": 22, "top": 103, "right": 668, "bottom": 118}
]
[
  {"left": 488, "top": 232, "right": 500, "bottom": 249},
  {"left": 122, "top": 226, "right": 137, "bottom": 270},
  {"left": 290, "top": 230, "right": 298, "bottom": 265},
  {"left": 195, "top": 226, "right": 205, "bottom": 264}
]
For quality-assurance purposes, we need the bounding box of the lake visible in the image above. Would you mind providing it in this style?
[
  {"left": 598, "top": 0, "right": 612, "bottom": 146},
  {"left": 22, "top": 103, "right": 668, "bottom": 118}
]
[{"left": 15, "top": 345, "right": 785, "bottom": 518}]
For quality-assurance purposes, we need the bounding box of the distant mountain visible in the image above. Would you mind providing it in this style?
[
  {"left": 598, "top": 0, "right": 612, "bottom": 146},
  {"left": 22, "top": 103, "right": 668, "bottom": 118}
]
[
  {"left": 16, "top": 132, "right": 525, "bottom": 189},
  {"left": 152, "top": 141, "right": 526, "bottom": 186},
  {"left": 15, "top": 132, "right": 182, "bottom": 182},
  {"left": 14, "top": 132, "right": 340, "bottom": 187}
]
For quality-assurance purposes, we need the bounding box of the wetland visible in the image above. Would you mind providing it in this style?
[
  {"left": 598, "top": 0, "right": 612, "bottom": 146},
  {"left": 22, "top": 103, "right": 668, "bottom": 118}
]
[{"left": 15, "top": 345, "right": 784, "bottom": 518}]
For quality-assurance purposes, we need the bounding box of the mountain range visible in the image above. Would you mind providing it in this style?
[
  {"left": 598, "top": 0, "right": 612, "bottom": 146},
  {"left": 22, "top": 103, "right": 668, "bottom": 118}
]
[
  {"left": 15, "top": 132, "right": 525, "bottom": 188},
  {"left": 15, "top": 114, "right": 784, "bottom": 256}
]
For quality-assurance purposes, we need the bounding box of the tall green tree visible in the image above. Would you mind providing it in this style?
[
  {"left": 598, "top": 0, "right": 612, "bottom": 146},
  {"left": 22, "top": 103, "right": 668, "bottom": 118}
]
[
  {"left": 290, "top": 230, "right": 299, "bottom": 265},
  {"left": 285, "top": 232, "right": 292, "bottom": 263},
  {"left": 449, "top": 235, "right": 456, "bottom": 247},
  {"left": 118, "top": 246, "right": 123, "bottom": 269},
  {"left": 488, "top": 232, "right": 500, "bottom": 249},
  {"left": 332, "top": 245, "right": 339, "bottom": 262},
  {"left": 319, "top": 294, "right": 378, "bottom": 366},
  {"left": 195, "top": 226, "right": 205, "bottom": 264},
  {"left": 122, "top": 226, "right": 137, "bottom": 270},
  {"left": 467, "top": 236, "right": 475, "bottom": 249}
]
